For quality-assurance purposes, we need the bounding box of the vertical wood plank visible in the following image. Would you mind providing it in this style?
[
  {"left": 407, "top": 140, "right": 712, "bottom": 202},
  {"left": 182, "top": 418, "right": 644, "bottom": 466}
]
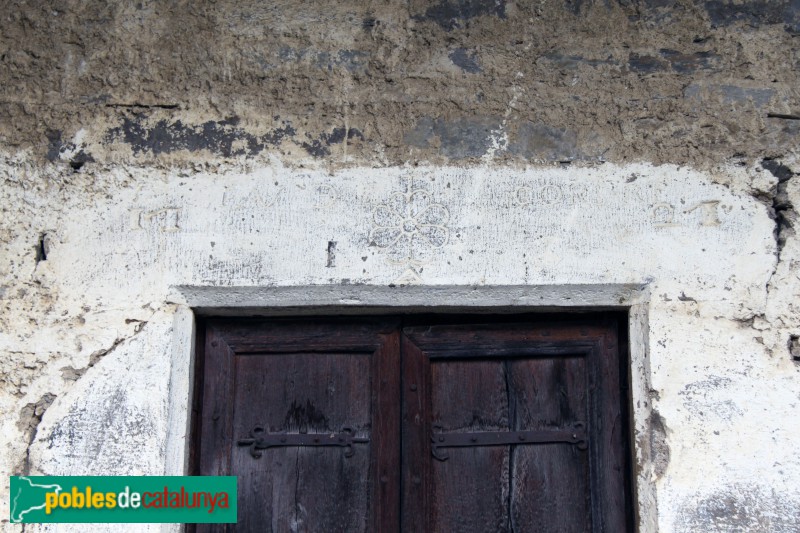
[
  {"left": 188, "top": 319, "right": 206, "bottom": 477},
  {"left": 198, "top": 326, "right": 235, "bottom": 477},
  {"left": 511, "top": 355, "right": 591, "bottom": 532},
  {"left": 196, "top": 326, "right": 235, "bottom": 533},
  {"left": 400, "top": 332, "right": 430, "bottom": 532},
  {"left": 429, "top": 360, "right": 510, "bottom": 532},
  {"left": 372, "top": 330, "right": 401, "bottom": 533},
  {"left": 593, "top": 318, "right": 629, "bottom": 532}
]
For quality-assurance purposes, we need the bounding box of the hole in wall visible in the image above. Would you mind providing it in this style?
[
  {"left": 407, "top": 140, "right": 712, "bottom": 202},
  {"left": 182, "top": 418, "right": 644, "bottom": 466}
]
[
  {"left": 34, "top": 233, "right": 48, "bottom": 263},
  {"left": 790, "top": 335, "right": 800, "bottom": 363},
  {"left": 326, "top": 241, "right": 337, "bottom": 268}
]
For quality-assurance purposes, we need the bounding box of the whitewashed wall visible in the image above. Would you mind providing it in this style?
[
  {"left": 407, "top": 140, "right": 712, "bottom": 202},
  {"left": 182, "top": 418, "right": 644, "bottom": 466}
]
[{"left": 1, "top": 158, "right": 799, "bottom": 531}]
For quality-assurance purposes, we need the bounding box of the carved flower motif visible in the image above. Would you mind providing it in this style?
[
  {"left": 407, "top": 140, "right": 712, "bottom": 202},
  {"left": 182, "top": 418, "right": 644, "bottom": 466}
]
[{"left": 369, "top": 189, "right": 449, "bottom": 264}]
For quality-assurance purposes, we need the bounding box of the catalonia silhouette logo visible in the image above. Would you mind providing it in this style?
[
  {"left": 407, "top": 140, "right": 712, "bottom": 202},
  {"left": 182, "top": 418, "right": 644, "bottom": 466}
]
[{"left": 9, "top": 476, "right": 237, "bottom": 523}]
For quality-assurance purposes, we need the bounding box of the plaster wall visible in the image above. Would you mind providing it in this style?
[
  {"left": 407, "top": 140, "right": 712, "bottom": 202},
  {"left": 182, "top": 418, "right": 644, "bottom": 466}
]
[
  {"left": 1, "top": 1, "right": 799, "bottom": 531},
  {"left": 1, "top": 161, "right": 799, "bottom": 532}
]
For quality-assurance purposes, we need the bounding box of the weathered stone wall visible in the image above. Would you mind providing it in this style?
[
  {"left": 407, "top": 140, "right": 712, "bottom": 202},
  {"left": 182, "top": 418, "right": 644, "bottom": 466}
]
[
  {"left": 1, "top": 1, "right": 798, "bottom": 531},
  {"left": 1, "top": 0, "right": 798, "bottom": 168}
]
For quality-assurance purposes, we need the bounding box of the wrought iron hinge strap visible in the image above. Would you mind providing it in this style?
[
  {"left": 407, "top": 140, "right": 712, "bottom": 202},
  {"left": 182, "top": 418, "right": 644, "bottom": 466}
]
[
  {"left": 237, "top": 426, "right": 369, "bottom": 459},
  {"left": 431, "top": 422, "right": 587, "bottom": 461}
]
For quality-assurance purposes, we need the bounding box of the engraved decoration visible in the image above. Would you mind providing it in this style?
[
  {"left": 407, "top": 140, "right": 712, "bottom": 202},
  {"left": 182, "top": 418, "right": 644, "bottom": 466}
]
[
  {"left": 369, "top": 187, "right": 450, "bottom": 282},
  {"left": 132, "top": 208, "right": 181, "bottom": 232}
]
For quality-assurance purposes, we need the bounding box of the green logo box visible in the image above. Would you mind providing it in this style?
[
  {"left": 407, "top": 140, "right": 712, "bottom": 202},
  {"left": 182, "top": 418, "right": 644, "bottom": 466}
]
[{"left": 9, "top": 476, "right": 237, "bottom": 524}]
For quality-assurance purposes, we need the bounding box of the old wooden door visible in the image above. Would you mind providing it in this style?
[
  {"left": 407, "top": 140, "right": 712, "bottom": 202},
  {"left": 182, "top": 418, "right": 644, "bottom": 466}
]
[{"left": 191, "top": 315, "right": 631, "bottom": 532}]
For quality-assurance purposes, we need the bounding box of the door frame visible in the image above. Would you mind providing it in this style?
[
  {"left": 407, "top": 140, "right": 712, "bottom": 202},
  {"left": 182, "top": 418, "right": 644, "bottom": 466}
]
[{"left": 164, "top": 283, "right": 657, "bottom": 531}]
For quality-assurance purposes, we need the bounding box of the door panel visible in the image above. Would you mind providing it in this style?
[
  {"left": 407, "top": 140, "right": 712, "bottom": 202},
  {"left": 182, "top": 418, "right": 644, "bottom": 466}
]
[
  {"left": 232, "top": 353, "right": 372, "bottom": 532},
  {"left": 428, "top": 356, "right": 592, "bottom": 532},
  {"left": 401, "top": 319, "right": 626, "bottom": 533},
  {"left": 194, "top": 319, "right": 400, "bottom": 533}
]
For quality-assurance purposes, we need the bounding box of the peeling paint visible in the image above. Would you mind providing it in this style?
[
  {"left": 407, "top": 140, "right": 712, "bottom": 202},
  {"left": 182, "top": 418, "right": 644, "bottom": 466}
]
[
  {"left": 648, "top": 410, "right": 670, "bottom": 479},
  {"left": 60, "top": 336, "right": 126, "bottom": 382},
  {"left": 761, "top": 158, "right": 797, "bottom": 260},
  {"left": 15, "top": 393, "right": 56, "bottom": 475}
]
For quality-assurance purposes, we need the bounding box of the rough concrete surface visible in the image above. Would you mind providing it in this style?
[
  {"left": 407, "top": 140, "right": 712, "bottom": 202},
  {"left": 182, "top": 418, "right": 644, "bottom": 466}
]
[
  {"left": 0, "top": 0, "right": 798, "bottom": 169},
  {"left": 1, "top": 1, "right": 799, "bottom": 531}
]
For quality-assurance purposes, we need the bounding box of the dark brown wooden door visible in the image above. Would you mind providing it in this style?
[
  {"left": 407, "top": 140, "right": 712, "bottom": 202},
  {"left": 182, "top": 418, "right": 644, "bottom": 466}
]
[
  {"left": 193, "top": 319, "right": 401, "bottom": 533},
  {"left": 192, "top": 315, "right": 631, "bottom": 532}
]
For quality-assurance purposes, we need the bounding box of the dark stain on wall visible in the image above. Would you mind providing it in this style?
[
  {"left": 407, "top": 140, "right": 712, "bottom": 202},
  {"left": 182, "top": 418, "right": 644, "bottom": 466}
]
[
  {"left": 69, "top": 150, "right": 95, "bottom": 172},
  {"left": 45, "top": 388, "right": 159, "bottom": 460},
  {"left": 629, "top": 50, "right": 718, "bottom": 74},
  {"left": 301, "top": 126, "right": 365, "bottom": 158},
  {"left": 789, "top": 334, "right": 800, "bottom": 361},
  {"left": 509, "top": 122, "right": 583, "bottom": 161},
  {"left": 406, "top": 116, "right": 502, "bottom": 159},
  {"left": 106, "top": 116, "right": 296, "bottom": 157},
  {"left": 659, "top": 49, "right": 718, "bottom": 73},
  {"left": 573, "top": 0, "right": 679, "bottom": 16},
  {"left": 278, "top": 47, "right": 370, "bottom": 73},
  {"left": 704, "top": 0, "right": 799, "bottom": 31},
  {"left": 45, "top": 130, "right": 64, "bottom": 162},
  {"left": 413, "top": 0, "right": 507, "bottom": 31},
  {"left": 637, "top": 0, "right": 678, "bottom": 7},
  {"left": 684, "top": 83, "right": 777, "bottom": 109},
  {"left": 762, "top": 158, "right": 795, "bottom": 182},
  {"left": 405, "top": 117, "right": 437, "bottom": 149},
  {"left": 762, "top": 157, "right": 796, "bottom": 257},
  {"left": 45, "top": 129, "right": 95, "bottom": 169},
  {"left": 628, "top": 53, "right": 667, "bottom": 73},
  {"left": 405, "top": 117, "right": 598, "bottom": 161},
  {"left": 449, "top": 48, "right": 482, "bottom": 73},
  {"left": 435, "top": 116, "right": 500, "bottom": 158}
]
